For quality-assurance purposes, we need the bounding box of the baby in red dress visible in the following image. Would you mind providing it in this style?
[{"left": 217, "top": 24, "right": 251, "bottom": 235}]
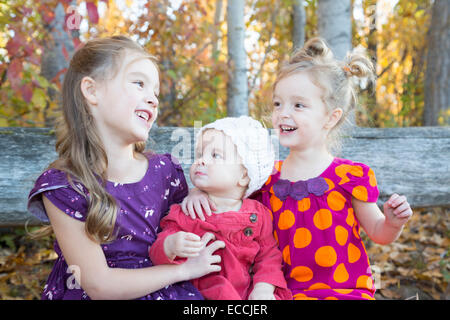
[{"left": 150, "top": 116, "right": 292, "bottom": 300}]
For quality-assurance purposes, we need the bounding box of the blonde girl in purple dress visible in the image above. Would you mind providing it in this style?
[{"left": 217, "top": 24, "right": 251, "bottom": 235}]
[
  {"left": 27, "top": 36, "right": 224, "bottom": 300},
  {"left": 183, "top": 38, "right": 413, "bottom": 300}
]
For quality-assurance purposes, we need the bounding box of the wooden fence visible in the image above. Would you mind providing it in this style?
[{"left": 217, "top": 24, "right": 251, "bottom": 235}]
[{"left": 1, "top": 126, "right": 449, "bottom": 226}]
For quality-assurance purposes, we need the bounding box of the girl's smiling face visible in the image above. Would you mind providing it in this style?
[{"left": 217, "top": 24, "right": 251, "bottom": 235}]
[
  {"left": 91, "top": 50, "right": 160, "bottom": 145},
  {"left": 272, "top": 71, "right": 331, "bottom": 151}
]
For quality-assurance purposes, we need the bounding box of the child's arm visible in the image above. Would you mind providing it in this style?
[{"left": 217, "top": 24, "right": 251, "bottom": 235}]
[
  {"left": 152, "top": 229, "right": 218, "bottom": 263},
  {"left": 181, "top": 187, "right": 217, "bottom": 221},
  {"left": 44, "top": 196, "right": 224, "bottom": 300},
  {"left": 150, "top": 205, "right": 219, "bottom": 263},
  {"left": 353, "top": 193, "right": 413, "bottom": 245}
]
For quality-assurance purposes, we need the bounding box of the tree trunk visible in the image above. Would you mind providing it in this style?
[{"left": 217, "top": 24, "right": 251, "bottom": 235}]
[
  {"left": 424, "top": 0, "right": 449, "bottom": 126},
  {"left": 212, "top": 0, "right": 224, "bottom": 61},
  {"left": 292, "top": 0, "right": 306, "bottom": 50},
  {"left": 226, "top": 0, "right": 248, "bottom": 116},
  {"left": 317, "top": 0, "right": 352, "bottom": 60},
  {"left": 366, "top": 0, "right": 378, "bottom": 125},
  {"left": 40, "top": 2, "right": 76, "bottom": 127}
]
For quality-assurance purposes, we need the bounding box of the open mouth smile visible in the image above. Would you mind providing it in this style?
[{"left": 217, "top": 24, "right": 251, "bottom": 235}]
[
  {"left": 135, "top": 109, "right": 153, "bottom": 123},
  {"left": 279, "top": 124, "right": 298, "bottom": 134}
]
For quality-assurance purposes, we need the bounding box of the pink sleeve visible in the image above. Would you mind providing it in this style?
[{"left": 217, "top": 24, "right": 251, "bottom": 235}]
[
  {"left": 339, "top": 161, "right": 379, "bottom": 203},
  {"left": 149, "top": 205, "right": 188, "bottom": 265},
  {"left": 252, "top": 205, "right": 292, "bottom": 300}
]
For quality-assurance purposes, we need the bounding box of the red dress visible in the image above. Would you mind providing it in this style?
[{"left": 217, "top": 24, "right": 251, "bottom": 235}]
[
  {"left": 254, "top": 158, "right": 379, "bottom": 300},
  {"left": 150, "top": 199, "right": 292, "bottom": 300}
]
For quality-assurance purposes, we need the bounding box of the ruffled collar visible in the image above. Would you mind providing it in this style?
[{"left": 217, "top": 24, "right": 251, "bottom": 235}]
[{"left": 264, "top": 159, "right": 336, "bottom": 200}]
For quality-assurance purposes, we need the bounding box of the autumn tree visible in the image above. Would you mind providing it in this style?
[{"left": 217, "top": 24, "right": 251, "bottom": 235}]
[
  {"left": 40, "top": 2, "right": 76, "bottom": 127},
  {"left": 372, "top": 0, "right": 433, "bottom": 127},
  {"left": 0, "top": 0, "right": 100, "bottom": 127},
  {"left": 0, "top": 0, "right": 442, "bottom": 129},
  {"left": 424, "top": 0, "right": 449, "bottom": 126}
]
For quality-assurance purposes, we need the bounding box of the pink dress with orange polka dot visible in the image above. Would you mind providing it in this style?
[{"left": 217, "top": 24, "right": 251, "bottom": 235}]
[{"left": 253, "top": 157, "right": 379, "bottom": 300}]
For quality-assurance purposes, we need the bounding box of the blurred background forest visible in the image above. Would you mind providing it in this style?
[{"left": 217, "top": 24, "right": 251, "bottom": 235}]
[
  {"left": 0, "top": 0, "right": 448, "bottom": 300},
  {"left": 0, "top": 0, "right": 449, "bottom": 129}
]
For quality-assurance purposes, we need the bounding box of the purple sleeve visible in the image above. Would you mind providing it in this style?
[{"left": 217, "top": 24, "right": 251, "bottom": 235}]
[
  {"left": 28, "top": 169, "right": 88, "bottom": 223},
  {"left": 163, "top": 153, "right": 189, "bottom": 206}
]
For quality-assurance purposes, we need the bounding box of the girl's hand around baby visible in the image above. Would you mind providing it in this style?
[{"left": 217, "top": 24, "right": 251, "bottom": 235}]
[
  {"left": 181, "top": 188, "right": 217, "bottom": 221},
  {"left": 180, "top": 233, "right": 225, "bottom": 280},
  {"left": 248, "top": 282, "right": 276, "bottom": 300},
  {"left": 383, "top": 193, "right": 413, "bottom": 229}
]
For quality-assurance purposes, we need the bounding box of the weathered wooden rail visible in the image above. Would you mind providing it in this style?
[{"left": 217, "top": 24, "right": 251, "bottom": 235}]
[{"left": 1, "top": 126, "right": 449, "bottom": 227}]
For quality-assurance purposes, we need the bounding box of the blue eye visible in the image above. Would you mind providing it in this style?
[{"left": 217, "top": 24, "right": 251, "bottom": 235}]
[{"left": 134, "top": 80, "right": 144, "bottom": 88}]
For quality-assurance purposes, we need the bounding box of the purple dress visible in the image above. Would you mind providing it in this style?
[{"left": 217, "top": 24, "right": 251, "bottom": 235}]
[{"left": 28, "top": 152, "right": 203, "bottom": 300}]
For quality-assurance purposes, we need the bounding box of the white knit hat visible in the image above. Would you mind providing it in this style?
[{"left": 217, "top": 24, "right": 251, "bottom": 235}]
[{"left": 196, "top": 116, "right": 275, "bottom": 198}]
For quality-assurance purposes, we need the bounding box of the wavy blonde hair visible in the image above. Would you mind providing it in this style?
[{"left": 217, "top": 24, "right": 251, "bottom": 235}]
[
  {"left": 274, "top": 37, "right": 375, "bottom": 153},
  {"left": 34, "top": 36, "right": 157, "bottom": 243}
]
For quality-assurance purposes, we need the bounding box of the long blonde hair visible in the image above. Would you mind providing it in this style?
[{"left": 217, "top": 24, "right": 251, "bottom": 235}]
[
  {"left": 37, "top": 36, "right": 157, "bottom": 243},
  {"left": 274, "top": 37, "right": 375, "bottom": 153}
]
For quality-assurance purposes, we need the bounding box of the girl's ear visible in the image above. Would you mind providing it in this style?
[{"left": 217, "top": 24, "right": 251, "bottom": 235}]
[
  {"left": 80, "top": 76, "right": 99, "bottom": 106},
  {"left": 324, "top": 107, "right": 343, "bottom": 130},
  {"left": 238, "top": 170, "right": 250, "bottom": 188}
]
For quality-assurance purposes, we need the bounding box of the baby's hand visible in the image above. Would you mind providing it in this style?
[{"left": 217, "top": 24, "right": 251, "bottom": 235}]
[
  {"left": 383, "top": 193, "right": 413, "bottom": 229},
  {"left": 164, "top": 231, "right": 204, "bottom": 260},
  {"left": 181, "top": 188, "right": 217, "bottom": 221},
  {"left": 181, "top": 233, "right": 225, "bottom": 280},
  {"left": 248, "top": 282, "right": 276, "bottom": 300}
]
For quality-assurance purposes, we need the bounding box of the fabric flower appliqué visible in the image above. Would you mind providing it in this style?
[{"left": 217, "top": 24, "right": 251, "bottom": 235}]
[{"left": 273, "top": 177, "right": 328, "bottom": 201}]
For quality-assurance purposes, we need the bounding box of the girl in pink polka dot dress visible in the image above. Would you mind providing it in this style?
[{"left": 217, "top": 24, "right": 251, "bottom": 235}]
[
  {"left": 255, "top": 38, "right": 413, "bottom": 300},
  {"left": 183, "top": 38, "right": 413, "bottom": 300}
]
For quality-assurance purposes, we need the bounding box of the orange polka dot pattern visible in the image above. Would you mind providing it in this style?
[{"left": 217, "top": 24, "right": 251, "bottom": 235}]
[{"left": 258, "top": 158, "right": 379, "bottom": 300}]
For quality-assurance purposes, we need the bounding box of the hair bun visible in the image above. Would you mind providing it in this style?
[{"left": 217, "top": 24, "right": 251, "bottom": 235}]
[
  {"left": 343, "top": 52, "right": 375, "bottom": 80},
  {"left": 304, "top": 37, "right": 333, "bottom": 58},
  {"left": 290, "top": 37, "right": 334, "bottom": 64}
]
